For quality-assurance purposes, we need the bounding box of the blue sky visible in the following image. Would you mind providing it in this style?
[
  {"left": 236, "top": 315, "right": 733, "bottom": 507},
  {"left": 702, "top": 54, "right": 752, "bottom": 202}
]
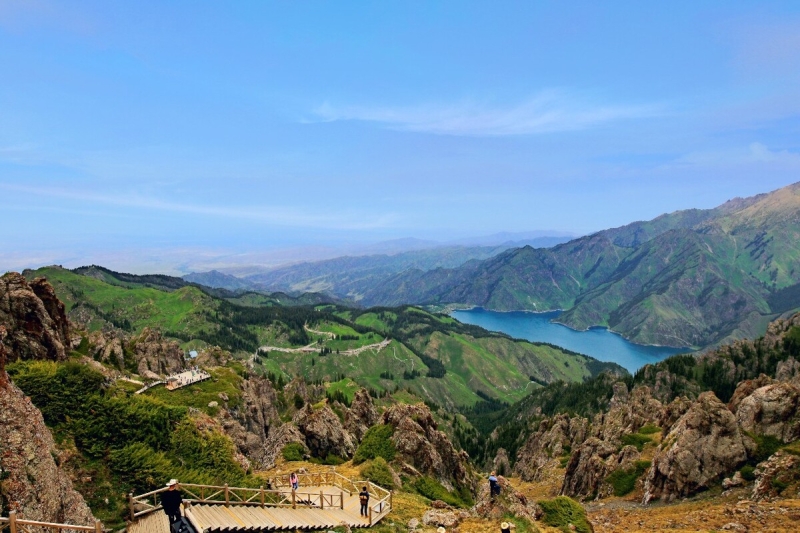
[{"left": 2, "top": 1, "right": 800, "bottom": 273}]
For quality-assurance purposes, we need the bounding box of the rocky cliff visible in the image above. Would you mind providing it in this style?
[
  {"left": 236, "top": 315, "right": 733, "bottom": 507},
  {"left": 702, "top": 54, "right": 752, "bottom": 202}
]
[
  {"left": 0, "top": 379, "right": 95, "bottom": 525},
  {"left": 0, "top": 273, "right": 70, "bottom": 362}
]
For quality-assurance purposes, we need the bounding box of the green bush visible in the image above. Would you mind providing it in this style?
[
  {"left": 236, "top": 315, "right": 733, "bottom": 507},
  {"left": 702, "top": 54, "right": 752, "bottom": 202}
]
[
  {"left": 412, "top": 476, "right": 466, "bottom": 508},
  {"left": 353, "top": 424, "right": 397, "bottom": 465},
  {"left": 739, "top": 465, "right": 756, "bottom": 481},
  {"left": 605, "top": 460, "right": 651, "bottom": 496},
  {"left": 538, "top": 496, "right": 593, "bottom": 533},
  {"left": 749, "top": 433, "right": 782, "bottom": 464},
  {"left": 620, "top": 433, "right": 651, "bottom": 452},
  {"left": 281, "top": 443, "right": 305, "bottom": 462},
  {"left": 309, "top": 454, "right": 345, "bottom": 466},
  {"left": 360, "top": 457, "right": 394, "bottom": 489}
]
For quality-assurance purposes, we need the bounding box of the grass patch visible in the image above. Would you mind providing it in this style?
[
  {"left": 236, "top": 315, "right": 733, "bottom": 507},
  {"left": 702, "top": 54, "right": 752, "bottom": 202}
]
[
  {"left": 739, "top": 465, "right": 756, "bottom": 481},
  {"left": 638, "top": 424, "right": 661, "bottom": 435},
  {"left": 605, "top": 460, "right": 651, "bottom": 496},
  {"left": 538, "top": 496, "right": 593, "bottom": 533},
  {"left": 412, "top": 476, "right": 469, "bottom": 508},
  {"left": 621, "top": 433, "right": 652, "bottom": 452}
]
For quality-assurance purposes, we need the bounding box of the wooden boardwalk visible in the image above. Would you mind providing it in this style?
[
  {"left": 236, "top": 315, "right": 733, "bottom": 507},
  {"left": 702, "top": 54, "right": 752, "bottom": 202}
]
[{"left": 127, "top": 474, "right": 391, "bottom": 533}]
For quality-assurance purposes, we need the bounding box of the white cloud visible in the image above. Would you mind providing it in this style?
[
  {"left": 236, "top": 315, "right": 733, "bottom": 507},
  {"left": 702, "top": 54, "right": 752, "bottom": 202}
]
[
  {"left": 0, "top": 183, "right": 398, "bottom": 230},
  {"left": 311, "top": 90, "right": 660, "bottom": 136}
]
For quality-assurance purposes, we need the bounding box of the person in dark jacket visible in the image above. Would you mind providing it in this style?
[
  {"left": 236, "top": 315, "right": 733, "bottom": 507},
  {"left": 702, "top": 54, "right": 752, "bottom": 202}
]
[
  {"left": 161, "top": 479, "right": 183, "bottom": 524},
  {"left": 358, "top": 486, "right": 370, "bottom": 517},
  {"left": 488, "top": 471, "right": 499, "bottom": 498}
]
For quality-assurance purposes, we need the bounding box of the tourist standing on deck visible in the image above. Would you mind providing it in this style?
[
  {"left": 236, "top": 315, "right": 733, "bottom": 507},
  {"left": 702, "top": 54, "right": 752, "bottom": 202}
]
[
  {"left": 359, "top": 486, "right": 370, "bottom": 517},
  {"left": 161, "top": 479, "right": 183, "bottom": 524},
  {"left": 290, "top": 471, "right": 299, "bottom": 490}
]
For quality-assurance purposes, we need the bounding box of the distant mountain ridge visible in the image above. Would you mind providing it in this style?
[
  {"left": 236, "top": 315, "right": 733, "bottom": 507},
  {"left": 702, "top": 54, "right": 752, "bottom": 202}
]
[
  {"left": 186, "top": 236, "right": 573, "bottom": 299},
  {"left": 355, "top": 182, "right": 800, "bottom": 348}
]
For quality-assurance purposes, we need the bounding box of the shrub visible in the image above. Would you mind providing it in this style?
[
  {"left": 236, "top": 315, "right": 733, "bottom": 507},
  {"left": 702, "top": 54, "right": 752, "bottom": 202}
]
[
  {"left": 353, "top": 424, "right": 396, "bottom": 465},
  {"left": 749, "top": 433, "right": 782, "bottom": 464},
  {"left": 605, "top": 460, "right": 651, "bottom": 496},
  {"left": 360, "top": 457, "right": 394, "bottom": 489},
  {"left": 739, "top": 465, "right": 756, "bottom": 481},
  {"left": 281, "top": 443, "right": 305, "bottom": 462},
  {"left": 620, "top": 433, "right": 651, "bottom": 452},
  {"left": 538, "top": 496, "right": 593, "bottom": 533}
]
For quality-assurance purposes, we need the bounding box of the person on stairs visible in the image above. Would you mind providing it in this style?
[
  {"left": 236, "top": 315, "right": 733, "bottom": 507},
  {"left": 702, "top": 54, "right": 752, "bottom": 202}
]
[
  {"left": 359, "top": 486, "right": 370, "bottom": 518},
  {"left": 161, "top": 479, "right": 183, "bottom": 524}
]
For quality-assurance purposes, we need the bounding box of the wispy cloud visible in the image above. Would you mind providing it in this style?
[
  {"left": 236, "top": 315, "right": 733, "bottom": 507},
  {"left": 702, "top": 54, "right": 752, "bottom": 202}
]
[
  {"left": 311, "top": 90, "right": 660, "bottom": 136},
  {"left": 0, "top": 183, "right": 398, "bottom": 230},
  {"left": 674, "top": 142, "right": 800, "bottom": 168}
]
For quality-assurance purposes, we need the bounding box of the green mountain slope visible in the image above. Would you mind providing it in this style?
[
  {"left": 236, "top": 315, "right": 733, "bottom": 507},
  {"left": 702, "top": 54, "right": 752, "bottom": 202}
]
[
  {"left": 21, "top": 266, "right": 622, "bottom": 408},
  {"left": 359, "top": 182, "right": 800, "bottom": 348}
]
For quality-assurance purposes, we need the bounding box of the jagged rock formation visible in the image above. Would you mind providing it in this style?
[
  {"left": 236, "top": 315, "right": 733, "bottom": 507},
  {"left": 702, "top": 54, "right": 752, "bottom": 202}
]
[
  {"left": 515, "top": 414, "right": 588, "bottom": 481},
  {"left": 261, "top": 423, "right": 309, "bottom": 469},
  {"left": 130, "top": 327, "right": 185, "bottom": 378},
  {"left": 87, "top": 330, "right": 126, "bottom": 369},
  {"left": 734, "top": 382, "right": 800, "bottom": 442},
  {"left": 293, "top": 403, "right": 356, "bottom": 460},
  {"left": 592, "top": 385, "right": 663, "bottom": 442},
  {"left": 492, "top": 448, "right": 511, "bottom": 477},
  {"left": 0, "top": 273, "right": 69, "bottom": 362},
  {"left": 644, "top": 392, "right": 751, "bottom": 503},
  {"left": 561, "top": 439, "right": 640, "bottom": 499},
  {"left": 217, "top": 375, "right": 281, "bottom": 468},
  {"left": 344, "top": 388, "right": 379, "bottom": 441},
  {"left": 659, "top": 395, "right": 693, "bottom": 434},
  {"left": 0, "top": 380, "right": 95, "bottom": 525},
  {"left": 381, "top": 403, "right": 470, "bottom": 491}
]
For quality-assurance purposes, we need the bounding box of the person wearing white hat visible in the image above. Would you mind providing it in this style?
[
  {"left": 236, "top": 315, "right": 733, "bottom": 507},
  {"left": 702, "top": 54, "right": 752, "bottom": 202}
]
[
  {"left": 437, "top": 527, "right": 446, "bottom": 533},
  {"left": 500, "top": 521, "right": 514, "bottom": 533},
  {"left": 161, "top": 479, "right": 183, "bottom": 524}
]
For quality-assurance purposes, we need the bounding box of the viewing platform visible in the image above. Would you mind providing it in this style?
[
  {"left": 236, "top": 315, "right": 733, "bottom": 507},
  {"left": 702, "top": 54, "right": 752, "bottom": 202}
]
[{"left": 127, "top": 471, "right": 392, "bottom": 533}]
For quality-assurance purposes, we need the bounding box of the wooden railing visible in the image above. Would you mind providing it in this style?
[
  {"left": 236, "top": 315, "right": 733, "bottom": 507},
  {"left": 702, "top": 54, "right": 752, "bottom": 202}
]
[
  {"left": 128, "top": 470, "right": 392, "bottom": 525},
  {"left": 0, "top": 512, "right": 102, "bottom": 533},
  {"left": 128, "top": 483, "right": 344, "bottom": 520}
]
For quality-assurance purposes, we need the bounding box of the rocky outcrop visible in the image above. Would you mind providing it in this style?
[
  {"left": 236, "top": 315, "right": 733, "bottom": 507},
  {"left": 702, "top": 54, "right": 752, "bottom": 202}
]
[
  {"left": 592, "top": 385, "right": 663, "bottom": 442},
  {"left": 473, "top": 474, "right": 541, "bottom": 522},
  {"left": 751, "top": 451, "right": 800, "bottom": 500},
  {"left": 218, "top": 375, "right": 281, "bottom": 468},
  {"left": 261, "top": 423, "right": 309, "bottom": 469},
  {"left": 728, "top": 375, "right": 776, "bottom": 413},
  {"left": 293, "top": 404, "right": 356, "bottom": 460},
  {"left": 660, "top": 395, "right": 693, "bottom": 435},
  {"left": 492, "top": 448, "right": 511, "bottom": 477},
  {"left": 644, "top": 392, "right": 751, "bottom": 503},
  {"left": 87, "top": 330, "right": 127, "bottom": 369},
  {"left": 382, "top": 403, "right": 470, "bottom": 491},
  {"left": 344, "top": 388, "right": 379, "bottom": 441},
  {"left": 0, "top": 380, "right": 95, "bottom": 525},
  {"left": 561, "top": 439, "right": 640, "bottom": 499},
  {"left": 130, "top": 328, "right": 185, "bottom": 378},
  {"left": 735, "top": 382, "right": 800, "bottom": 443},
  {"left": 0, "top": 273, "right": 70, "bottom": 362},
  {"left": 515, "top": 414, "right": 588, "bottom": 481}
]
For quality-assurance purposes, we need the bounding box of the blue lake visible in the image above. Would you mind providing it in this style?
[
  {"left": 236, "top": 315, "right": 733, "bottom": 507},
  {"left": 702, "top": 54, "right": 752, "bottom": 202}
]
[{"left": 451, "top": 308, "right": 689, "bottom": 373}]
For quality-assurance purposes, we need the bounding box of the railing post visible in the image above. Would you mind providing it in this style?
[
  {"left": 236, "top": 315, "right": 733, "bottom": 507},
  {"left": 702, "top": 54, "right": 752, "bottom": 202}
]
[
  {"left": 260, "top": 485, "right": 265, "bottom": 508},
  {"left": 369, "top": 504, "right": 373, "bottom": 525},
  {"left": 94, "top": 519, "right": 102, "bottom": 533},
  {"left": 128, "top": 493, "right": 135, "bottom": 521},
  {"left": 224, "top": 484, "right": 229, "bottom": 506},
  {"left": 9, "top": 511, "right": 16, "bottom": 533},
  {"left": 389, "top": 490, "right": 393, "bottom": 509},
  {"left": 340, "top": 493, "right": 343, "bottom": 510},
  {"left": 291, "top": 489, "right": 296, "bottom": 509},
  {"left": 320, "top": 490, "right": 324, "bottom": 510}
]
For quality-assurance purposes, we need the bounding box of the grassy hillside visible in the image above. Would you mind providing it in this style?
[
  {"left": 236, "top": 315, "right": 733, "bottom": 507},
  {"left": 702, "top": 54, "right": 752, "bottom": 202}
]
[{"left": 22, "top": 266, "right": 621, "bottom": 408}]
